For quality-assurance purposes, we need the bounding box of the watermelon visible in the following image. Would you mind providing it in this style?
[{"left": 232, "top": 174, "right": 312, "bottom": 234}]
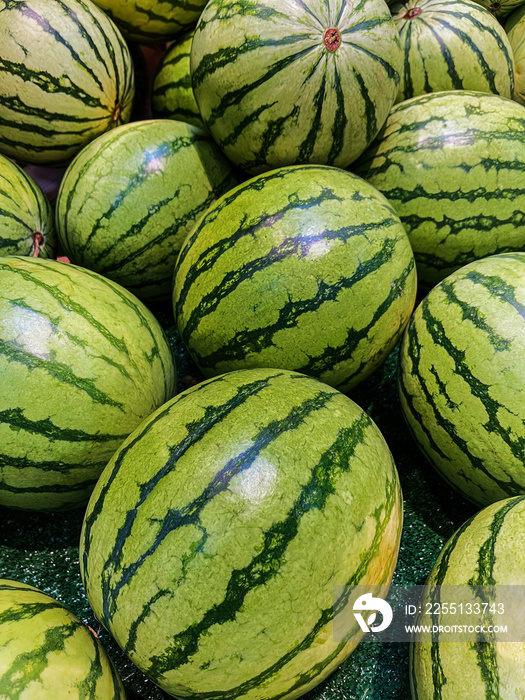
[
  {"left": 398, "top": 252, "right": 525, "bottom": 507},
  {"left": 356, "top": 90, "right": 525, "bottom": 288},
  {"left": 471, "top": 0, "right": 524, "bottom": 18},
  {"left": 391, "top": 0, "right": 515, "bottom": 102},
  {"left": 0, "top": 579, "right": 126, "bottom": 698},
  {"left": 0, "top": 0, "right": 135, "bottom": 166},
  {"left": 173, "top": 164, "right": 417, "bottom": 393},
  {"left": 505, "top": 3, "right": 525, "bottom": 105},
  {"left": 89, "top": 0, "right": 207, "bottom": 42},
  {"left": 152, "top": 31, "right": 204, "bottom": 130},
  {"left": 0, "top": 155, "right": 56, "bottom": 258},
  {"left": 410, "top": 495, "right": 525, "bottom": 699},
  {"left": 0, "top": 256, "right": 176, "bottom": 511},
  {"left": 56, "top": 119, "right": 237, "bottom": 301},
  {"left": 80, "top": 367, "right": 403, "bottom": 700},
  {"left": 190, "top": 0, "right": 403, "bottom": 174}
]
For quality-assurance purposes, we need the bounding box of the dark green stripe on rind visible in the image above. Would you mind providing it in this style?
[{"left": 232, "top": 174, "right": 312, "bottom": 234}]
[
  {"left": 0, "top": 477, "right": 100, "bottom": 494},
  {"left": 0, "top": 408, "right": 128, "bottom": 443},
  {"left": 0, "top": 340, "right": 125, "bottom": 410},
  {"left": 400, "top": 293, "right": 525, "bottom": 496},
  {"left": 0, "top": 621, "right": 80, "bottom": 696},
  {"left": 425, "top": 517, "right": 474, "bottom": 699},
  {"left": 0, "top": 600, "right": 64, "bottom": 625}
]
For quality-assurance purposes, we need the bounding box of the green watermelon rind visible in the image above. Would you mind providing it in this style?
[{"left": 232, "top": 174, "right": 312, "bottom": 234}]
[{"left": 80, "top": 367, "right": 403, "bottom": 700}]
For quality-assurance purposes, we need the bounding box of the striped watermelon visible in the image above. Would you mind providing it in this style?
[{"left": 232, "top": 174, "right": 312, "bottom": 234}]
[
  {"left": 152, "top": 31, "right": 204, "bottom": 129},
  {"left": 173, "top": 165, "right": 417, "bottom": 393},
  {"left": 190, "top": 0, "right": 403, "bottom": 174},
  {"left": 0, "top": 155, "right": 56, "bottom": 258},
  {"left": 80, "top": 368, "right": 403, "bottom": 700},
  {"left": 410, "top": 496, "right": 525, "bottom": 699},
  {"left": 505, "top": 3, "right": 525, "bottom": 105},
  {"left": 398, "top": 252, "right": 525, "bottom": 507},
  {"left": 89, "top": 0, "right": 207, "bottom": 42},
  {"left": 391, "top": 0, "right": 515, "bottom": 102},
  {"left": 0, "top": 257, "right": 176, "bottom": 511},
  {"left": 56, "top": 119, "right": 237, "bottom": 301},
  {"left": 356, "top": 90, "right": 525, "bottom": 288},
  {"left": 0, "top": 579, "right": 126, "bottom": 698},
  {"left": 471, "top": 0, "right": 524, "bottom": 18},
  {"left": 0, "top": 0, "right": 135, "bottom": 166}
]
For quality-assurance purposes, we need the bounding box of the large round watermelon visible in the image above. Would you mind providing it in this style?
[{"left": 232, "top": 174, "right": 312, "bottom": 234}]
[
  {"left": 391, "top": 0, "right": 515, "bottom": 102},
  {"left": 398, "top": 252, "right": 525, "bottom": 507},
  {"left": 80, "top": 367, "right": 403, "bottom": 700},
  {"left": 190, "top": 0, "right": 402, "bottom": 174},
  {"left": 0, "top": 257, "right": 176, "bottom": 511},
  {"left": 0, "top": 579, "right": 126, "bottom": 698},
  {"left": 56, "top": 119, "right": 237, "bottom": 300},
  {"left": 173, "top": 165, "right": 417, "bottom": 393},
  {"left": 356, "top": 90, "right": 525, "bottom": 287},
  {"left": 0, "top": 155, "right": 56, "bottom": 258},
  {"left": 0, "top": 0, "right": 135, "bottom": 165},
  {"left": 410, "top": 496, "right": 525, "bottom": 699}
]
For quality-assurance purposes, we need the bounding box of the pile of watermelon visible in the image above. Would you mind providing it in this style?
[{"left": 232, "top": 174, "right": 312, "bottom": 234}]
[{"left": 1, "top": 0, "right": 525, "bottom": 697}]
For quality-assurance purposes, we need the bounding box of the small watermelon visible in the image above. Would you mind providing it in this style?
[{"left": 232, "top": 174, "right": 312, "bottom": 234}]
[
  {"left": 398, "top": 252, "right": 525, "bottom": 507},
  {"left": 410, "top": 496, "right": 525, "bottom": 699},
  {"left": 356, "top": 90, "right": 525, "bottom": 287},
  {"left": 391, "top": 0, "right": 514, "bottom": 102},
  {"left": 56, "top": 119, "right": 237, "bottom": 301},
  {"left": 0, "top": 0, "right": 135, "bottom": 165},
  {"left": 190, "top": 0, "right": 403, "bottom": 174},
  {"left": 0, "top": 579, "right": 126, "bottom": 698},
  {"left": 0, "top": 154, "right": 56, "bottom": 258},
  {"left": 80, "top": 367, "right": 403, "bottom": 700},
  {"left": 0, "top": 257, "right": 176, "bottom": 511},
  {"left": 173, "top": 164, "right": 417, "bottom": 392}
]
